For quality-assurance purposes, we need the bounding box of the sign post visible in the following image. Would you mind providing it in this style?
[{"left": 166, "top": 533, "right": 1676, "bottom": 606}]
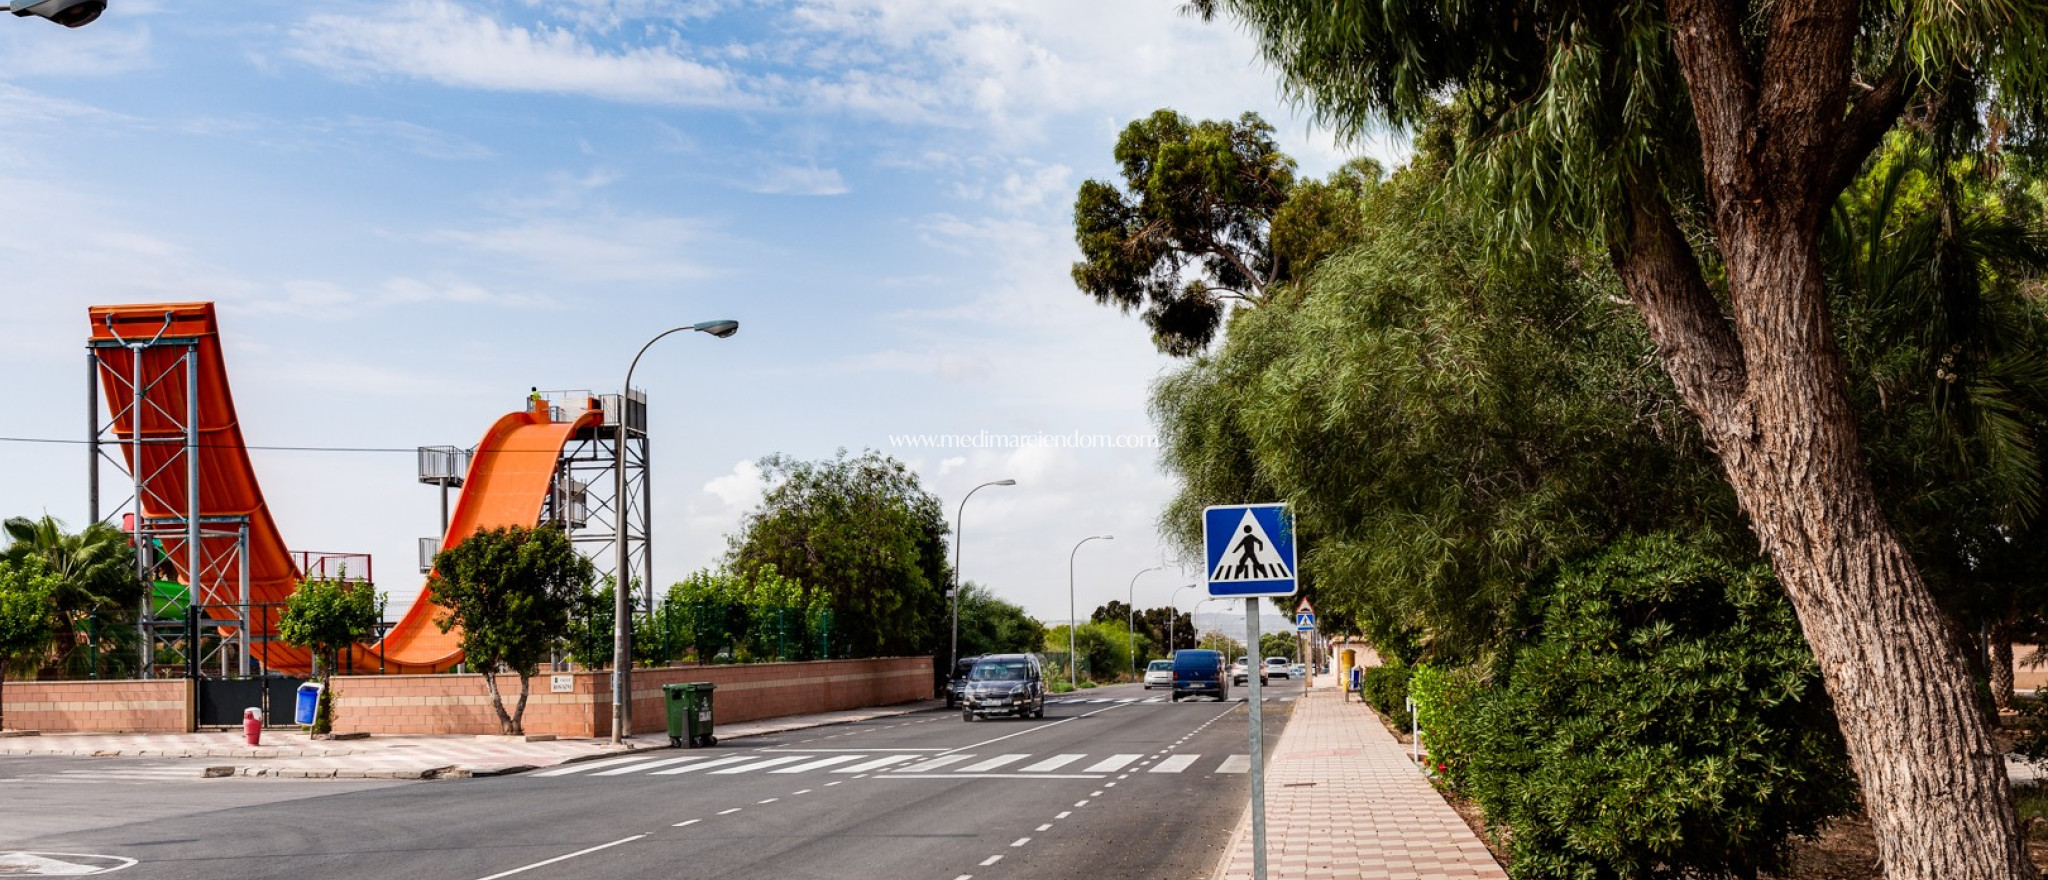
[{"left": 1204, "top": 503, "right": 1298, "bottom": 880}]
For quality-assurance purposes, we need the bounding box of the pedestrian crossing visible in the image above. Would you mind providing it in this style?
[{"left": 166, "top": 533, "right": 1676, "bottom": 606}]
[
  {"left": 0, "top": 763, "right": 211, "bottom": 785},
  {"left": 528, "top": 750, "right": 1252, "bottom": 780}
]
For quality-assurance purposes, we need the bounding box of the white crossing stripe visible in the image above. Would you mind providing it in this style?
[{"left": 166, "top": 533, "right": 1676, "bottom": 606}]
[
  {"left": 955, "top": 754, "right": 1030, "bottom": 773},
  {"left": 897, "top": 754, "right": 979, "bottom": 773},
  {"left": 1151, "top": 755, "right": 1200, "bottom": 773},
  {"left": 772, "top": 755, "right": 865, "bottom": 773},
  {"left": 1082, "top": 754, "right": 1142, "bottom": 773},
  {"left": 1018, "top": 754, "right": 1085, "bottom": 773},
  {"left": 1116, "top": 699, "right": 1136, "bottom": 703},
  {"left": 1216, "top": 755, "right": 1251, "bottom": 773},
  {"left": 1087, "top": 699, "right": 1113, "bottom": 703},
  {"left": 835, "top": 755, "right": 920, "bottom": 773},
  {"left": 651, "top": 755, "right": 757, "bottom": 775},
  {"left": 533, "top": 755, "right": 664, "bottom": 777},
  {"left": 1142, "top": 698, "right": 1164, "bottom": 703},
  {"left": 592, "top": 757, "right": 705, "bottom": 776},
  {"left": 711, "top": 756, "right": 808, "bottom": 774}
]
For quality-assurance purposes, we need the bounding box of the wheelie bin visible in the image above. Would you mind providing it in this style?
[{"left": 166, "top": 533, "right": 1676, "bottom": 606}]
[{"left": 663, "top": 682, "right": 716, "bottom": 748}]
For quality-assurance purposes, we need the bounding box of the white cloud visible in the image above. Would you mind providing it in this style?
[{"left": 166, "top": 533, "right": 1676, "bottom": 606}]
[
  {"left": 702, "top": 459, "right": 763, "bottom": 507},
  {"left": 0, "top": 20, "right": 153, "bottom": 79},
  {"left": 745, "top": 164, "right": 849, "bottom": 196},
  {"left": 288, "top": 0, "right": 742, "bottom": 107},
  {"left": 429, "top": 212, "right": 717, "bottom": 283}
]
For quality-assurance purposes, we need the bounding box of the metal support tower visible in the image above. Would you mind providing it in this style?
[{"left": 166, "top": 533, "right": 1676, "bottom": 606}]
[
  {"left": 89, "top": 316, "right": 252, "bottom": 679},
  {"left": 551, "top": 390, "right": 650, "bottom": 611}
]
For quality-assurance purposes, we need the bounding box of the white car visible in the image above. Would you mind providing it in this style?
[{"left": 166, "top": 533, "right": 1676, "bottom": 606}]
[
  {"left": 1264, "top": 657, "right": 1292, "bottom": 679},
  {"left": 1143, "top": 659, "right": 1174, "bottom": 689}
]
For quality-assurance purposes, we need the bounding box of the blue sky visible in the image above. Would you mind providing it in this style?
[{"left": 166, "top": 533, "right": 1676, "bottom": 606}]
[{"left": 0, "top": 0, "right": 1400, "bottom": 624}]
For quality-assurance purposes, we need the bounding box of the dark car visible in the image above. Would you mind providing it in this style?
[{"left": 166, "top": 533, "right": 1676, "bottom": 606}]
[
  {"left": 945, "top": 654, "right": 983, "bottom": 709},
  {"left": 1171, "top": 649, "right": 1230, "bottom": 702},
  {"left": 961, "top": 653, "right": 1047, "bottom": 721}
]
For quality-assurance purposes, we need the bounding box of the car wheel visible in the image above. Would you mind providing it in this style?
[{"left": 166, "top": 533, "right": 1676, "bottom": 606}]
[
  {"left": 1170, "top": 692, "right": 1181, "bottom": 702},
  {"left": 962, "top": 708, "right": 975, "bottom": 722}
]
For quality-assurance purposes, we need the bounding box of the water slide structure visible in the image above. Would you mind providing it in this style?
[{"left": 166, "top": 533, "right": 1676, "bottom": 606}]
[{"left": 89, "top": 302, "right": 606, "bottom": 674}]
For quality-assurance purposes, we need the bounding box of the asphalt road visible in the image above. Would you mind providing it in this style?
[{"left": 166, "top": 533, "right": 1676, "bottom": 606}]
[{"left": 0, "top": 675, "right": 1306, "bottom": 880}]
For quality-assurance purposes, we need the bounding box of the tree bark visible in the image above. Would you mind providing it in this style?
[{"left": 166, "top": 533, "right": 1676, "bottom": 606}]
[
  {"left": 481, "top": 669, "right": 515, "bottom": 736},
  {"left": 1615, "top": 3, "right": 2031, "bottom": 872},
  {"left": 510, "top": 672, "right": 531, "bottom": 736},
  {"left": 1991, "top": 614, "right": 2016, "bottom": 712}
]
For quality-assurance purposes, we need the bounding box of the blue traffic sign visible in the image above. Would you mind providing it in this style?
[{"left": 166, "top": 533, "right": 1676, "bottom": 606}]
[
  {"left": 1295, "top": 613, "right": 1315, "bottom": 632},
  {"left": 1203, "top": 503, "right": 1298, "bottom": 598}
]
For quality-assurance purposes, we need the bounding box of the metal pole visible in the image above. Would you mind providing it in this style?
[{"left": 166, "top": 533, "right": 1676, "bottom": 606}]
[
  {"left": 950, "top": 480, "right": 1014, "bottom": 679},
  {"left": 640, "top": 433, "right": 655, "bottom": 622},
  {"left": 185, "top": 346, "right": 202, "bottom": 680},
  {"left": 87, "top": 353, "right": 99, "bottom": 524},
  {"left": 1127, "top": 565, "right": 1162, "bottom": 675},
  {"left": 1066, "top": 535, "right": 1111, "bottom": 690},
  {"left": 1245, "top": 597, "right": 1268, "bottom": 880},
  {"left": 1168, "top": 585, "right": 1193, "bottom": 654},
  {"left": 131, "top": 343, "right": 150, "bottom": 678},
  {"left": 238, "top": 522, "right": 251, "bottom": 677}
]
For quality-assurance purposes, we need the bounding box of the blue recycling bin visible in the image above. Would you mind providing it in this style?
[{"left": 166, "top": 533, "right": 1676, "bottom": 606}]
[{"left": 294, "top": 682, "right": 324, "bottom": 726}]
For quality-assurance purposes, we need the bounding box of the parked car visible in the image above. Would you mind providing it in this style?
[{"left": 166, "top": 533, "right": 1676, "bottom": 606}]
[
  {"left": 1265, "top": 657, "right": 1292, "bottom": 679},
  {"left": 1143, "top": 659, "right": 1174, "bottom": 689},
  {"left": 945, "top": 654, "right": 983, "bottom": 709},
  {"left": 1290, "top": 663, "right": 1306, "bottom": 679},
  {"left": 1231, "top": 657, "right": 1268, "bottom": 686},
  {"left": 1172, "top": 649, "right": 1230, "bottom": 702},
  {"left": 960, "top": 653, "right": 1047, "bottom": 721}
]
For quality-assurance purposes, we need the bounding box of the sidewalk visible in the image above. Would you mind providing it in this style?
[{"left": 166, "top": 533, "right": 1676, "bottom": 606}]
[
  {"left": 1214, "top": 676, "right": 1506, "bottom": 880},
  {"left": 0, "top": 699, "right": 944, "bottom": 779}
]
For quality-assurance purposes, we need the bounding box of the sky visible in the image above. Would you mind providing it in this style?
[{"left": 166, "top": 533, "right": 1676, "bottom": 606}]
[{"left": 0, "top": 0, "right": 1402, "bottom": 629}]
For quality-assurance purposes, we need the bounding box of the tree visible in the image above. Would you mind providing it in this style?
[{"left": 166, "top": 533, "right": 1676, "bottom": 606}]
[
  {"left": 0, "top": 557, "right": 57, "bottom": 732},
  {"left": 956, "top": 583, "right": 1046, "bottom": 657},
  {"left": 728, "top": 450, "right": 950, "bottom": 659},
  {"left": 277, "top": 573, "right": 383, "bottom": 734},
  {"left": 1257, "top": 632, "right": 1296, "bottom": 662},
  {"left": 2, "top": 515, "right": 139, "bottom": 674},
  {"left": 1046, "top": 621, "right": 1136, "bottom": 683},
  {"left": 1196, "top": 629, "right": 1244, "bottom": 660},
  {"left": 429, "top": 525, "right": 590, "bottom": 735},
  {"left": 1191, "top": 2, "right": 2047, "bottom": 871}
]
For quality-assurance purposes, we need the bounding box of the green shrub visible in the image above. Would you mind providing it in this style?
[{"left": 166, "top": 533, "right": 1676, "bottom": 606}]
[
  {"left": 1407, "top": 662, "right": 1482, "bottom": 776},
  {"left": 1432, "top": 533, "right": 1855, "bottom": 879},
  {"left": 1360, "top": 664, "right": 1414, "bottom": 731}
]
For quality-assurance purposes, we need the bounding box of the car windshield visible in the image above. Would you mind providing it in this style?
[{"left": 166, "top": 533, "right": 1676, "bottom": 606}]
[
  {"left": 970, "top": 661, "right": 1029, "bottom": 681},
  {"left": 1148, "top": 661, "right": 1172, "bottom": 671}
]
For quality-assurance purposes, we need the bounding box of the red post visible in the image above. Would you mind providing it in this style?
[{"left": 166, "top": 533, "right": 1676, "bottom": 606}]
[{"left": 243, "top": 707, "right": 262, "bottom": 745}]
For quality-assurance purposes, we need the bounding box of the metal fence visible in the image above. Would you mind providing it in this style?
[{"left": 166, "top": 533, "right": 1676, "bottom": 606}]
[{"left": 639, "top": 603, "right": 841, "bottom": 666}]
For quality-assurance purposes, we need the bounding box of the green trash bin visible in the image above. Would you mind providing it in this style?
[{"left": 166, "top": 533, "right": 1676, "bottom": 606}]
[{"left": 663, "top": 682, "right": 716, "bottom": 748}]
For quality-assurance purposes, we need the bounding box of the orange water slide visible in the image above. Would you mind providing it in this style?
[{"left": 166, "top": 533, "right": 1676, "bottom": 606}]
[{"left": 89, "top": 302, "right": 599, "bottom": 674}]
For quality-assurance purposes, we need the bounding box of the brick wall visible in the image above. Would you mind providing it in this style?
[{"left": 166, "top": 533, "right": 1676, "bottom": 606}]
[
  {"left": 330, "top": 656, "right": 934, "bottom": 737},
  {"left": 1, "top": 678, "right": 193, "bottom": 732}
]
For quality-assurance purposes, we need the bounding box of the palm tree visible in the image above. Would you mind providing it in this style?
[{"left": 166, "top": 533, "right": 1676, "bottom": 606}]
[{"left": 2, "top": 515, "right": 141, "bottom": 675}]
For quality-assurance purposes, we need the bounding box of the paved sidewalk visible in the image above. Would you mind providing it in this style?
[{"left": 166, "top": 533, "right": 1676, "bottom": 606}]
[
  {"left": 0, "top": 699, "right": 943, "bottom": 779},
  {"left": 1214, "top": 677, "right": 1506, "bottom": 880}
]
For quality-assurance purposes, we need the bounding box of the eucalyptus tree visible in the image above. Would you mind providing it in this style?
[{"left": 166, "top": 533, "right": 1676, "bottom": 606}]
[{"left": 1189, "top": 1, "right": 2047, "bottom": 873}]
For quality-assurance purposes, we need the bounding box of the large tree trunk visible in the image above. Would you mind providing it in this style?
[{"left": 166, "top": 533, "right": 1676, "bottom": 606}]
[
  {"left": 509, "top": 672, "right": 531, "bottom": 736},
  {"left": 1620, "top": 2, "right": 2035, "bottom": 876},
  {"left": 1991, "top": 613, "right": 2016, "bottom": 712},
  {"left": 480, "top": 669, "right": 516, "bottom": 736}
]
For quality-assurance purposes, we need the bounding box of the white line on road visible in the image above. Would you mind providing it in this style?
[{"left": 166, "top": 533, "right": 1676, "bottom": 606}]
[
  {"left": 1216, "top": 754, "right": 1251, "bottom": 773},
  {"left": 650, "top": 756, "right": 755, "bottom": 775},
  {"left": 980, "top": 855, "right": 1004, "bottom": 866},
  {"left": 711, "top": 756, "right": 807, "bottom": 774},
  {"left": 758, "top": 798, "right": 779, "bottom": 804},
  {"left": 717, "top": 808, "right": 742, "bottom": 816},
  {"left": 1018, "top": 754, "right": 1085, "bottom": 772},
  {"left": 1010, "top": 838, "right": 1031, "bottom": 847},
  {"left": 835, "top": 755, "right": 919, "bottom": 773},
  {"left": 592, "top": 757, "right": 703, "bottom": 776},
  {"left": 470, "top": 834, "right": 645, "bottom": 880},
  {"left": 1081, "top": 754, "right": 1142, "bottom": 773},
  {"left": 531, "top": 756, "right": 658, "bottom": 777},
  {"left": 1036, "top": 824, "right": 1052, "bottom": 831},
  {"left": 1151, "top": 754, "right": 1200, "bottom": 773},
  {"left": 1055, "top": 811, "right": 1070, "bottom": 819},
  {"left": 954, "top": 754, "right": 1030, "bottom": 773},
  {"left": 672, "top": 819, "right": 700, "bottom": 827},
  {"left": 941, "top": 703, "right": 1132, "bottom": 755},
  {"left": 897, "top": 754, "right": 979, "bottom": 773}
]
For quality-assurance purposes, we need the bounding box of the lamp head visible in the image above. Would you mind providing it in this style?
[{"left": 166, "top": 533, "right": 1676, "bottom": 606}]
[
  {"left": 994, "top": 479, "right": 1017, "bottom": 486},
  {"left": 9, "top": 0, "right": 102, "bottom": 26},
  {"left": 692, "top": 319, "right": 740, "bottom": 338}
]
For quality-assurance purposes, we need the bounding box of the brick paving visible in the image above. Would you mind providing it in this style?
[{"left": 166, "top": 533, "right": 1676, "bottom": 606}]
[{"left": 1215, "top": 677, "right": 1506, "bottom": 880}]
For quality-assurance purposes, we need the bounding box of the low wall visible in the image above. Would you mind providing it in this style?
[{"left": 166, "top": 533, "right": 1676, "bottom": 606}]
[
  {"left": 1, "top": 678, "right": 193, "bottom": 732},
  {"left": 331, "top": 656, "right": 934, "bottom": 737}
]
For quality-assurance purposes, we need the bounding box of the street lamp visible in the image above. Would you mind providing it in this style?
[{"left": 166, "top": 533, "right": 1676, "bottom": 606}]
[
  {"left": 8, "top": 0, "right": 103, "bottom": 26},
  {"left": 611, "top": 319, "right": 738, "bottom": 746},
  {"left": 1126, "top": 564, "right": 1165, "bottom": 675},
  {"left": 1167, "top": 583, "right": 1195, "bottom": 653},
  {"left": 1067, "top": 534, "right": 1113, "bottom": 690},
  {"left": 951, "top": 479, "right": 1016, "bottom": 678}
]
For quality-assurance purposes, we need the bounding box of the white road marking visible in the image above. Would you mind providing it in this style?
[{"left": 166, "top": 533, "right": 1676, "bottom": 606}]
[
  {"left": 980, "top": 855, "right": 1003, "bottom": 866},
  {"left": 1216, "top": 755, "right": 1251, "bottom": 773},
  {"left": 1019, "top": 754, "right": 1085, "bottom": 772},
  {"left": 717, "top": 808, "right": 742, "bottom": 816},
  {"left": 835, "top": 755, "right": 919, "bottom": 773},
  {"left": 768, "top": 754, "right": 860, "bottom": 773},
  {"left": 531, "top": 756, "right": 659, "bottom": 777},
  {"left": 651, "top": 756, "right": 755, "bottom": 775},
  {"left": 711, "top": 756, "right": 808, "bottom": 774},
  {"left": 592, "top": 757, "right": 703, "bottom": 776},
  {"left": 1074, "top": 800, "right": 1090, "bottom": 807},
  {"left": 1036, "top": 824, "right": 1052, "bottom": 831},
  {"left": 1082, "top": 754, "right": 1142, "bottom": 773},
  {"left": 471, "top": 834, "right": 644, "bottom": 880},
  {"left": 1055, "top": 811, "right": 1071, "bottom": 819},
  {"left": 954, "top": 754, "right": 1029, "bottom": 773},
  {"left": 672, "top": 819, "right": 700, "bottom": 827},
  {"left": 1010, "top": 837, "right": 1031, "bottom": 847},
  {"left": 897, "top": 754, "right": 979, "bottom": 773},
  {"left": 758, "top": 798, "right": 779, "bottom": 804},
  {"left": 1152, "top": 754, "right": 1200, "bottom": 773}
]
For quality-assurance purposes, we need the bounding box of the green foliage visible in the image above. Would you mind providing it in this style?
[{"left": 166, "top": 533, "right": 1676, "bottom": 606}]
[
  {"left": 277, "top": 574, "right": 384, "bottom": 679},
  {"left": 429, "top": 525, "right": 591, "bottom": 734},
  {"left": 1257, "top": 632, "right": 1296, "bottom": 661},
  {"left": 1360, "top": 664, "right": 1413, "bottom": 732},
  {"left": 956, "top": 583, "right": 1047, "bottom": 658},
  {"left": 1045, "top": 621, "right": 1136, "bottom": 683},
  {"left": 1196, "top": 630, "right": 1244, "bottom": 659},
  {"left": 1423, "top": 534, "right": 1856, "bottom": 880},
  {"left": 1154, "top": 151, "right": 1734, "bottom": 660},
  {"left": 653, "top": 565, "right": 831, "bottom": 665},
  {"left": 3, "top": 515, "right": 141, "bottom": 676},
  {"left": 0, "top": 557, "right": 57, "bottom": 731},
  {"left": 728, "top": 450, "right": 949, "bottom": 659}
]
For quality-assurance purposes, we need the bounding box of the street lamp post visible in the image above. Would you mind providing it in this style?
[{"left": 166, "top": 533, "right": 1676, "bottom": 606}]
[
  {"left": 1167, "top": 584, "right": 1195, "bottom": 653},
  {"left": 1067, "top": 535, "right": 1113, "bottom": 690},
  {"left": 950, "top": 479, "right": 1016, "bottom": 680},
  {"left": 8, "top": 0, "right": 105, "bottom": 27},
  {"left": 611, "top": 319, "right": 738, "bottom": 746},
  {"left": 1126, "top": 565, "right": 1164, "bottom": 675}
]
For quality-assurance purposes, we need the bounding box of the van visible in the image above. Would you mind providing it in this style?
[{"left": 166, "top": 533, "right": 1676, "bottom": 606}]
[
  {"left": 960, "top": 653, "right": 1047, "bottom": 721},
  {"left": 1171, "top": 649, "right": 1230, "bottom": 702}
]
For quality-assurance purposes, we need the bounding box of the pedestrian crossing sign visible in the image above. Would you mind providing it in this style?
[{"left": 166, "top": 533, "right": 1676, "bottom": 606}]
[
  {"left": 1203, "top": 503, "right": 1298, "bottom": 597},
  {"left": 1296, "top": 613, "right": 1315, "bottom": 632}
]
